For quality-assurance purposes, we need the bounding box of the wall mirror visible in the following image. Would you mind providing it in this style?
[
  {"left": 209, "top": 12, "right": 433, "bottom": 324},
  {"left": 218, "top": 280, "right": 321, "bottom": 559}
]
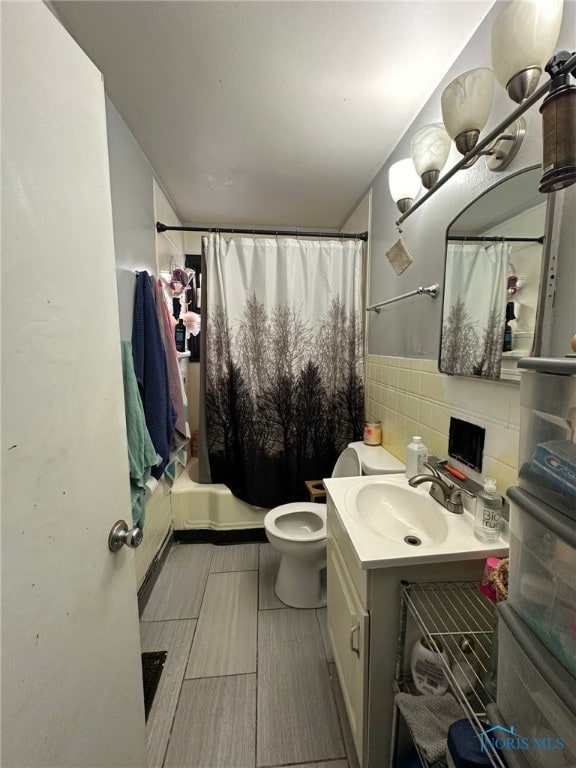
[{"left": 439, "top": 166, "right": 546, "bottom": 382}]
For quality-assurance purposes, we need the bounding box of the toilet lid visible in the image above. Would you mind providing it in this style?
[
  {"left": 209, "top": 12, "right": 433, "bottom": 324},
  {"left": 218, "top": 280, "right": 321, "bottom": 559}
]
[{"left": 331, "top": 446, "right": 361, "bottom": 478}]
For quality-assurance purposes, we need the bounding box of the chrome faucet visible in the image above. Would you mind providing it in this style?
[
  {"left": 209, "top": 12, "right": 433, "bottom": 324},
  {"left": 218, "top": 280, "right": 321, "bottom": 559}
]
[{"left": 408, "top": 462, "right": 473, "bottom": 514}]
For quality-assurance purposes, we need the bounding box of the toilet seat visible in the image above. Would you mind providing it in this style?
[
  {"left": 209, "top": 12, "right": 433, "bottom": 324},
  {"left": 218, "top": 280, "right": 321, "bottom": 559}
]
[{"left": 264, "top": 502, "right": 326, "bottom": 542}]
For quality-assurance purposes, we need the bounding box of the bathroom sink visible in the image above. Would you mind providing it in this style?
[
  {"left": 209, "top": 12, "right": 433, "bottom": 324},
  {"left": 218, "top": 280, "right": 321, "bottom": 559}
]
[
  {"left": 325, "top": 474, "right": 509, "bottom": 568},
  {"left": 352, "top": 482, "right": 449, "bottom": 546}
]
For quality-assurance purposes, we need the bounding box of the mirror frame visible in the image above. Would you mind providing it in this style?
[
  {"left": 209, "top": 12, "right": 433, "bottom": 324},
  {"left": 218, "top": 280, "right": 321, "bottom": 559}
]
[{"left": 438, "top": 164, "right": 557, "bottom": 382}]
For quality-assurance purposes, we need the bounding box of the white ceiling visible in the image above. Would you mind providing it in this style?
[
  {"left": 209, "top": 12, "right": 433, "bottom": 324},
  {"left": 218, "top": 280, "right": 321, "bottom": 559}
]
[{"left": 53, "top": 1, "right": 496, "bottom": 229}]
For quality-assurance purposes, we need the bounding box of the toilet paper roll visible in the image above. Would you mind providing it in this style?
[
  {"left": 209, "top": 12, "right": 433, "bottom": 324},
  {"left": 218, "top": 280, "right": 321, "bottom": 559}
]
[{"left": 144, "top": 476, "right": 158, "bottom": 500}]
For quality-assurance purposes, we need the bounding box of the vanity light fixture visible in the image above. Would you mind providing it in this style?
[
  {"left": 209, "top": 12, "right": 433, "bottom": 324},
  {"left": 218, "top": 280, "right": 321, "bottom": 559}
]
[
  {"left": 440, "top": 67, "right": 526, "bottom": 172},
  {"left": 388, "top": 159, "right": 421, "bottom": 213},
  {"left": 441, "top": 68, "right": 495, "bottom": 156},
  {"left": 491, "top": 0, "right": 564, "bottom": 104},
  {"left": 394, "top": 50, "right": 576, "bottom": 230},
  {"left": 411, "top": 123, "right": 452, "bottom": 189}
]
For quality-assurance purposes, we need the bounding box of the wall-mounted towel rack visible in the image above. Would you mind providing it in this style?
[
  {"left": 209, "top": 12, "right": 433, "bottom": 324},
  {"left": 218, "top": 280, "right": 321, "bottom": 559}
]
[{"left": 367, "top": 283, "right": 440, "bottom": 313}]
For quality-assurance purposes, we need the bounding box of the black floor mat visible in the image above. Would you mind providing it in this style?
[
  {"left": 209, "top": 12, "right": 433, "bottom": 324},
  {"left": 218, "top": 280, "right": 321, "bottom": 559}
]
[{"left": 141, "top": 651, "right": 167, "bottom": 720}]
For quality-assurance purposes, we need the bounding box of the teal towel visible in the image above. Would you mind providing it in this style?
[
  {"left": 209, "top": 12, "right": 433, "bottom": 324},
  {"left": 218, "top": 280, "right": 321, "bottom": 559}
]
[{"left": 121, "top": 341, "right": 159, "bottom": 528}]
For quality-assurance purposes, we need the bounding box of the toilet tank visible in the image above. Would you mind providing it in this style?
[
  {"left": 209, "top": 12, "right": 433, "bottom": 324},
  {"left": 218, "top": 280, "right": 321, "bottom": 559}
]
[{"left": 332, "top": 441, "right": 405, "bottom": 477}]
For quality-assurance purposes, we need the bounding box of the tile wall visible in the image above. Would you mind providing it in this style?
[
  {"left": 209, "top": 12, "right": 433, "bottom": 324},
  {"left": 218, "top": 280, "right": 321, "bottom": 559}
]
[{"left": 365, "top": 355, "right": 521, "bottom": 493}]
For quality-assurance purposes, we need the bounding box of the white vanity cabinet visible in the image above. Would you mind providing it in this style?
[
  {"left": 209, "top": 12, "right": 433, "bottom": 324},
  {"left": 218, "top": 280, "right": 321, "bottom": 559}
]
[
  {"left": 327, "top": 528, "right": 369, "bottom": 757},
  {"left": 326, "top": 499, "right": 490, "bottom": 768}
]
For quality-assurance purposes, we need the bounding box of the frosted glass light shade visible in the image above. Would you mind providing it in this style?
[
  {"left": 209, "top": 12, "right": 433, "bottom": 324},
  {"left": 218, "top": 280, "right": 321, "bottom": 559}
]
[
  {"left": 411, "top": 123, "right": 452, "bottom": 176},
  {"left": 491, "top": 0, "right": 563, "bottom": 94},
  {"left": 441, "top": 68, "right": 494, "bottom": 139},
  {"left": 388, "top": 159, "right": 420, "bottom": 203}
]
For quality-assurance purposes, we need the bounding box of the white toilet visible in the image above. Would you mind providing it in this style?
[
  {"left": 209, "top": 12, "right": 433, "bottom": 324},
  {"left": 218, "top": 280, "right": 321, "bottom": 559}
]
[{"left": 264, "top": 442, "right": 405, "bottom": 608}]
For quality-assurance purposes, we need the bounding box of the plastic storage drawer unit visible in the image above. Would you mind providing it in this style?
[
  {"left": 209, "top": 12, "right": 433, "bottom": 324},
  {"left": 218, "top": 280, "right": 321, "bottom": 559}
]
[
  {"left": 507, "top": 487, "right": 576, "bottom": 677},
  {"left": 517, "top": 358, "right": 576, "bottom": 520},
  {"left": 496, "top": 602, "right": 576, "bottom": 768}
]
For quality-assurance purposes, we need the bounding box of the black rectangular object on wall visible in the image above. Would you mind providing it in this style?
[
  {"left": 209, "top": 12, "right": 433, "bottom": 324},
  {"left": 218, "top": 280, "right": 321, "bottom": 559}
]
[{"left": 448, "top": 417, "right": 485, "bottom": 472}]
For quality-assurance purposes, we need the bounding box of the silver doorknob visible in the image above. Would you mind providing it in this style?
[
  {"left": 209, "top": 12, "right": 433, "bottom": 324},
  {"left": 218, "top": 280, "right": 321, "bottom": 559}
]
[{"left": 108, "top": 520, "right": 143, "bottom": 552}]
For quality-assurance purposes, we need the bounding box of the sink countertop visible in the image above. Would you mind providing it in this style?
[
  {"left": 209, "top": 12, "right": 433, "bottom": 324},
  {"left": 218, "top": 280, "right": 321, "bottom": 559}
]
[{"left": 324, "top": 474, "right": 509, "bottom": 570}]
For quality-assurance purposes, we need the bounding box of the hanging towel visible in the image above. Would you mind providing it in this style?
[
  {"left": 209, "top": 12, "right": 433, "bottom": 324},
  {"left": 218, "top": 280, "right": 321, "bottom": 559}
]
[
  {"left": 121, "top": 341, "right": 159, "bottom": 528},
  {"left": 150, "top": 276, "right": 189, "bottom": 448},
  {"left": 395, "top": 691, "right": 462, "bottom": 763},
  {"left": 132, "top": 271, "right": 177, "bottom": 478}
]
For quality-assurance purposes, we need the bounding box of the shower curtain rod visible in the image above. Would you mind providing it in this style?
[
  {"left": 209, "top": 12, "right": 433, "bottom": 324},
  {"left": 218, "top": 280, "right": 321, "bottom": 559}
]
[
  {"left": 156, "top": 221, "right": 368, "bottom": 241},
  {"left": 447, "top": 235, "right": 544, "bottom": 244}
]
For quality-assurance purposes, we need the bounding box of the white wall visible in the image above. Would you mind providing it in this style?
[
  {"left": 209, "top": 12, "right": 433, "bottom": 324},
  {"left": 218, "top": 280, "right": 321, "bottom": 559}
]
[
  {"left": 105, "top": 100, "right": 188, "bottom": 585},
  {"left": 106, "top": 98, "right": 157, "bottom": 341},
  {"left": 154, "top": 180, "right": 185, "bottom": 273}
]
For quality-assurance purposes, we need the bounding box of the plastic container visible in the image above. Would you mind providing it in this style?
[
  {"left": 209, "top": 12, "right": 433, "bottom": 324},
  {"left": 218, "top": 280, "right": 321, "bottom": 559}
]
[
  {"left": 496, "top": 602, "right": 576, "bottom": 768},
  {"left": 507, "top": 486, "right": 576, "bottom": 678},
  {"left": 405, "top": 436, "right": 427, "bottom": 478},
  {"left": 474, "top": 478, "right": 502, "bottom": 543},
  {"left": 410, "top": 636, "right": 449, "bottom": 695},
  {"left": 446, "top": 719, "right": 493, "bottom": 768},
  {"left": 517, "top": 358, "right": 576, "bottom": 520}
]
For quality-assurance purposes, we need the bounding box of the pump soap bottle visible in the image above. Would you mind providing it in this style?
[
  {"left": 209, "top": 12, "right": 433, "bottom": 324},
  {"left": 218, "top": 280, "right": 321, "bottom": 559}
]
[{"left": 474, "top": 477, "right": 502, "bottom": 543}]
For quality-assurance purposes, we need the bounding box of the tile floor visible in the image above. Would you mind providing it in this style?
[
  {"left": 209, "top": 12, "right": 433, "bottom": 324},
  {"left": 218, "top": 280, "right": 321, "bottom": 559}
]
[{"left": 140, "top": 542, "right": 360, "bottom": 768}]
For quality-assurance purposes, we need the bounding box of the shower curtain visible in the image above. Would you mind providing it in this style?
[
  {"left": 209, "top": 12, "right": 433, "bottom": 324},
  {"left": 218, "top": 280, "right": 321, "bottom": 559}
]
[
  {"left": 203, "top": 234, "right": 364, "bottom": 508},
  {"left": 440, "top": 241, "right": 510, "bottom": 378}
]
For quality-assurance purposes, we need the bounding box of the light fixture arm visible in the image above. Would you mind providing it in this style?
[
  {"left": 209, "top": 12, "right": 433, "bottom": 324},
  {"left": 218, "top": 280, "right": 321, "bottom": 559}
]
[{"left": 395, "top": 50, "right": 576, "bottom": 229}]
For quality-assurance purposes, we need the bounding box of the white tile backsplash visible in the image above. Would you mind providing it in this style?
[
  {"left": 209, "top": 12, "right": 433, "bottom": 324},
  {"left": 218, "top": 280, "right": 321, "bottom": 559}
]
[{"left": 365, "top": 356, "right": 521, "bottom": 492}]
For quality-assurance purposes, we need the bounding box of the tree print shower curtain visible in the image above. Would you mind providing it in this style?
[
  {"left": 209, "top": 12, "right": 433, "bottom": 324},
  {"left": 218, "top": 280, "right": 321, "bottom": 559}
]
[
  {"left": 204, "top": 234, "right": 365, "bottom": 508},
  {"left": 440, "top": 241, "right": 510, "bottom": 378}
]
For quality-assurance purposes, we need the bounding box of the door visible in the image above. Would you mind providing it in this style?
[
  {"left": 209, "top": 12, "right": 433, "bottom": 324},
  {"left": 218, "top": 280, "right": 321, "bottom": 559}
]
[{"left": 1, "top": 3, "right": 147, "bottom": 766}]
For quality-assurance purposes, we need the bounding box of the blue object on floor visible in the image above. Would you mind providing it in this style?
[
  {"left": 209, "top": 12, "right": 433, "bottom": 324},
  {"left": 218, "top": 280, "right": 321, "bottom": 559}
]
[{"left": 447, "top": 719, "right": 498, "bottom": 767}]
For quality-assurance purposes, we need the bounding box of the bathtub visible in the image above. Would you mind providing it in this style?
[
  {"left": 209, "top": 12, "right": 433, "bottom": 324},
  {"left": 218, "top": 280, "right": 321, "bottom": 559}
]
[{"left": 171, "top": 457, "right": 267, "bottom": 531}]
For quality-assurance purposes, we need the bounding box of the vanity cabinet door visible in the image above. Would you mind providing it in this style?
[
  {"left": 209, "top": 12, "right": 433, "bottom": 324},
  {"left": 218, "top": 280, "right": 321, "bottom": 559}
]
[{"left": 327, "top": 539, "right": 369, "bottom": 764}]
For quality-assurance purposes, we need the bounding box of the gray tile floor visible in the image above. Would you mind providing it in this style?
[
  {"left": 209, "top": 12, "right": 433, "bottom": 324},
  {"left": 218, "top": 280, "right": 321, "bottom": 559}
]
[{"left": 141, "top": 542, "right": 360, "bottom": 768}]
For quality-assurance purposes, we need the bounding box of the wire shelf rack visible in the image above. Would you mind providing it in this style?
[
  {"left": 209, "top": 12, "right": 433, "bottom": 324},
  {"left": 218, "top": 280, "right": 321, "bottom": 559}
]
[{"left": 392, "top": 580, "right": 506, "bottom": 768}]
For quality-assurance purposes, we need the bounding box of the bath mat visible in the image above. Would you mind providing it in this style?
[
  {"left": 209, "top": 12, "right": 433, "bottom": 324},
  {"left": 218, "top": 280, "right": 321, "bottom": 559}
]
[
  {"left": 141, "top": 650, "right": 167, "bottom": 720},
  {"left": 386, "top": 238, "right": 413, "bottom": 275}
]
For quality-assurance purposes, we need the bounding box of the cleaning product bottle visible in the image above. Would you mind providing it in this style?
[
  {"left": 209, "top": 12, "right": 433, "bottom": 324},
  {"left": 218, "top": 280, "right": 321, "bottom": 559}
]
[
  {"left": 174, "top": 318, "right": 187, "bottom": 352},
  {"left": 405, "top": 436, "right": 427, "bottom": 478},
  {"left": 410, "top": 636, "right": 450, "bottom": 695},
  {"left": 474, "top": 477, "right": 502, "bottom": 543}
]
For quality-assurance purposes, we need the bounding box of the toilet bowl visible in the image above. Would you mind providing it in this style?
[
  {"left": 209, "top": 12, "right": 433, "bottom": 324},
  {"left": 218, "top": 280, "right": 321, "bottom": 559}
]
[
  {"left": 264, "top": 503, "right": 327, "bottom": 608},
  {"left": 263, "top": 443, "right": 405, "bottom": 608}
]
